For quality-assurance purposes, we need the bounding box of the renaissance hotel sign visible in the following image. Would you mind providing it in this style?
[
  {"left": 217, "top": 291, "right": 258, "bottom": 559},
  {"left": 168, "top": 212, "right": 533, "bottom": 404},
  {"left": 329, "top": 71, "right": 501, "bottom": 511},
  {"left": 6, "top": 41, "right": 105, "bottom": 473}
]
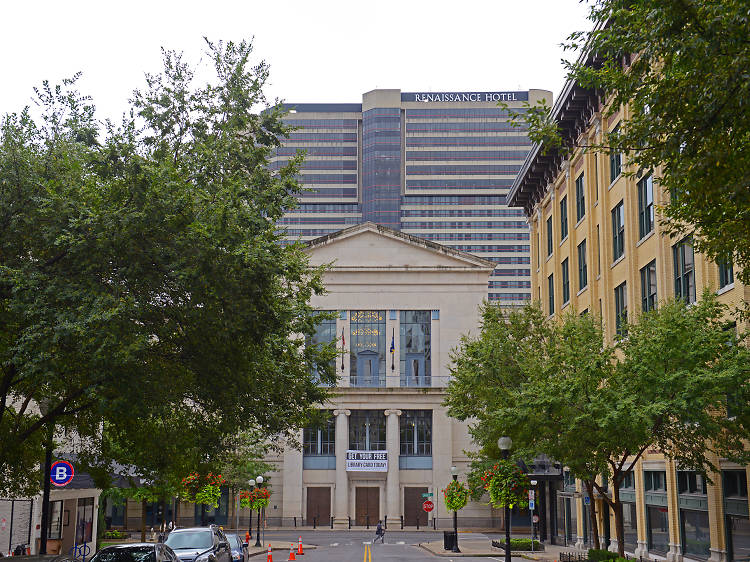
[
  {"left": 402, "top": 91, "right": 528, "bottom": 103},
  {"left": 346, "top": 450, "right": 388, "bottom": 472}
]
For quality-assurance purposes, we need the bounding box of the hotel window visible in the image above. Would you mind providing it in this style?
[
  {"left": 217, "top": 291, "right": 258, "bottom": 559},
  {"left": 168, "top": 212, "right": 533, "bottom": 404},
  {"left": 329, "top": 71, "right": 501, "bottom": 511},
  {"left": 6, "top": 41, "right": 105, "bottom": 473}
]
[
  {"left": 723, "top": 470, "right": 748, "bottom": 498},
  {"left": 548, "top": 274, "right": 555, "bottom": 315},
  {"left": 637, "top": 174, "right": 654, "bottom": 239},
  {"left": 547, "top": 216, "right": 553, "bottom": 256},
  {"left": 611, "top": 201, "right": 625, "bottom": 261},
  {"left": 719, "top": 260, "right": 734, "bottom": 289},
  {"left": 303, "top": 415, "right": 335, "bottom": 455},
  {"left": 615, "top": 282, "right": 627, "bottom": 336},
  {"left": 678, "top": 471, "right": 706, "bottom": 495},
  {"left": 560, "top": 196, "right": 568, "bottom": 241},
  {"left": 622, "top": 471, "right": 635, "bottom": 489},
  {"left": 673, "top": 238, "right": 696, "bottom": 304},
  {"left": 562, "top": 258, "right": 570, "bottom": 304},
  {"left": 578, "top": 240, "right": 588, "bottom": 291},
  {"left": 349, "top": 410, "right": 386, "bottom": 450},
  {"left": 640, "top": 260, "right": 657, "bottom": 312},
  {"left": 400, "top": 311, "right": 431, "bottom": 387},
  {"left": 575, "top": 173, "right": 585, "bottom": 222},
  {"left": 400, "top": 410, "right": 432, "bottom": 455},
  {"left": 645, "top": 470, "right": 667, "bottom": 491},
  {"left": 609, "top": 125, "right": 622, "bottom": 183}
]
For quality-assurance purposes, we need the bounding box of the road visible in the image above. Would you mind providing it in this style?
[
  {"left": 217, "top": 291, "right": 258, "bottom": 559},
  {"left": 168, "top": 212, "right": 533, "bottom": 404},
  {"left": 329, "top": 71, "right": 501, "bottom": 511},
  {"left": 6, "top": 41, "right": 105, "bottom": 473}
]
[{"left": 254, "top": 530, "right": 525, "bottom": 561}]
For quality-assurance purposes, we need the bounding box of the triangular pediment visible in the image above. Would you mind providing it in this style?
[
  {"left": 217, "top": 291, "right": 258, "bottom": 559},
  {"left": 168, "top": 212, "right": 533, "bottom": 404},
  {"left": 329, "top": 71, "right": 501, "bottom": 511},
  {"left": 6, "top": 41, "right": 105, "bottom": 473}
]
[{"left": 304, "top": 222, "right": 496, "bottom": 271}]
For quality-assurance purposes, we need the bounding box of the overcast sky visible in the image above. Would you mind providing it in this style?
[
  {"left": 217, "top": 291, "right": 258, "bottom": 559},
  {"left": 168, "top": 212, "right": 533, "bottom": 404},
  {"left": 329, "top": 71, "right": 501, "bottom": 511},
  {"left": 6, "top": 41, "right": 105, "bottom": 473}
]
[{"left": 1, "top": 0, "right": 592, "bottom": 122}]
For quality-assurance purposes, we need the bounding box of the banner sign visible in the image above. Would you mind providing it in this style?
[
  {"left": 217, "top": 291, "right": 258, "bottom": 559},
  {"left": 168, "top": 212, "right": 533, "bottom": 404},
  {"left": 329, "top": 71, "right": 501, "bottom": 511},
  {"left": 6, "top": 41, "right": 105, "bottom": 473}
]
[{"left": 346, "top": 450, "right": 388, "bottom": 472}]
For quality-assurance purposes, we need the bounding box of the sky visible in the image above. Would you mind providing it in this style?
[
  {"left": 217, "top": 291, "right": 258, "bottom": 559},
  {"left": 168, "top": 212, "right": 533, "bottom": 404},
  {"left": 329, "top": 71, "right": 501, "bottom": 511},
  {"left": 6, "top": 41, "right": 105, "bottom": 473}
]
[{"left": 0, "top": 0, "right": 593, "bottom": 123}]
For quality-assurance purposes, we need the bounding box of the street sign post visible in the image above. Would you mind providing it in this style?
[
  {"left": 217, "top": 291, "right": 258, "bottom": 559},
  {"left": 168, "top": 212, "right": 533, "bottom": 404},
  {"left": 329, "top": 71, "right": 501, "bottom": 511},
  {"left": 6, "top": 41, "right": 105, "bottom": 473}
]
[
  {"left": 421, "top": 493, "right": 433, "bottom": 498},
  {"left": 584, "top": 496, "right": 591, "bottom": 505},
  {"left": 529, "top": 500, "right": 535, "bottom": 510},
  {"left": 50, "top": 460, "right": 75, "bottom": 487},
  {"left": 422, "top": 500, "right": 434, "bottom": 512}
]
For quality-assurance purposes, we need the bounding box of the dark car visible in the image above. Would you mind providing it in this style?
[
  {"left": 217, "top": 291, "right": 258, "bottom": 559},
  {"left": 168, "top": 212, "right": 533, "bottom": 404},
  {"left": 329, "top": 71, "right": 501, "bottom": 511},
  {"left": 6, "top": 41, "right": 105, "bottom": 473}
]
[
  {"left": 89, "top": 544, "right": 179, "bottom": 562},
  {"left": 164, "top": 526, "right": 232, "bottom": 562},
  {"left": 223, "top": 534, "right": 248, "bottom": 562}
]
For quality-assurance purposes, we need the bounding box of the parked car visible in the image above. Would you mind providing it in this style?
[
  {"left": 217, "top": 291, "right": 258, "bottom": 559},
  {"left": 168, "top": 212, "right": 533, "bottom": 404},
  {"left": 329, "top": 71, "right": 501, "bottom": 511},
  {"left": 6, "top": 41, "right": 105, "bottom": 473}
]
[
  {"left": 223, "top": 534, "right": 248, "bottom": 562},
  {"left": 89, "top": 544, "right": 178, "bottom": 562},
  {"left": 164, "top": 526, "right": 232, "bottom": 562}
]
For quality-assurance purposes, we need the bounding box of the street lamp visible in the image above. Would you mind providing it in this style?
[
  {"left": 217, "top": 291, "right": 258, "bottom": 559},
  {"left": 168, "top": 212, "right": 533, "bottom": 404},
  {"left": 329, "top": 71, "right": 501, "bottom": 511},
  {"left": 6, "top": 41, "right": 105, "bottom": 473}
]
[
  {"left": 246, "top": 481, "right": 255, "bottom": 541},
  {"left": 254, "top": 476, "right": 264, "bottom": 548},
  {"left": 530, "top": 479, "right": 538, "bottom": 552},
  {"left": 450, "top": 466, "right": 460, "bottom": 553},
  {"left": 38, "top": 400, "right": 54, "bottom": 555},
  {"left": 498, "top": 437, "right": 512, "bottom": 562}
]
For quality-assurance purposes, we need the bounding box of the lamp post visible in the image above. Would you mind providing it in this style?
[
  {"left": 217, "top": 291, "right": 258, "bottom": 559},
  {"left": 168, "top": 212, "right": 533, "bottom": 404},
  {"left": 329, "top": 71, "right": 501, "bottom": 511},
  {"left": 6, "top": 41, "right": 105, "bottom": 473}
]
[
  {"left": 254, "top": 476, "right": 263, "bottom": 548},
  {"left": 246, "top": 482, "right": 254, "bottom": 541},
  {"left": 498, "top": 436, "right": 513, "bottom": 562},
  {"left": 530, "top": 479, "right": 537, "bottom": 553},
  {"left": 450, "top": 466, "right": 460, "bottom": 553},
  {"left": 38, "top": 400, "right": 54, "bottom": 555}
]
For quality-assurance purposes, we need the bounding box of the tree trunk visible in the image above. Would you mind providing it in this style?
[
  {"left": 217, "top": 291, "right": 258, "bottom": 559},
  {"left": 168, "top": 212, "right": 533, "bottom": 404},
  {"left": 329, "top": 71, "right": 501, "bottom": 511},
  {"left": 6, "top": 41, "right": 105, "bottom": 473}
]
[
  {"left": 612, "top": 483, "right": 625, "bottom": 557},
  {"left": 140, "top": 500, "right": 147, "bottom": 542},
  {"left": 174, "top": 497, "right": 180, "bottom": 528},
  {"left": 583, "top": 480, "right": 600, "bottom": 549}
]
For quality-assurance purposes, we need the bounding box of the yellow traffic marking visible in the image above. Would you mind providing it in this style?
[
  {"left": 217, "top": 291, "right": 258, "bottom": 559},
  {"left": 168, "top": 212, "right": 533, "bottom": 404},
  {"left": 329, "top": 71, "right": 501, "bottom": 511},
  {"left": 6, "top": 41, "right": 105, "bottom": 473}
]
[{"left": 363, "top": 543, "right": 372, "bottom": 562}]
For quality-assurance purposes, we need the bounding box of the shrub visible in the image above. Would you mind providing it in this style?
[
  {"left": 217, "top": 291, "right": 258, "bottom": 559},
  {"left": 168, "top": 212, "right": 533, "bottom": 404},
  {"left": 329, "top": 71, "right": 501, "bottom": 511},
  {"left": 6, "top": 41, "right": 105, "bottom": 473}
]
[
  {"left": 103, "top": 530, "right": 128, "bottom": 539},
  {"left": 493, "top": 538, "right": 543, "bottom": 551},
  {"left": 588, "top": 549, "right": 619, "bottom": 561}
]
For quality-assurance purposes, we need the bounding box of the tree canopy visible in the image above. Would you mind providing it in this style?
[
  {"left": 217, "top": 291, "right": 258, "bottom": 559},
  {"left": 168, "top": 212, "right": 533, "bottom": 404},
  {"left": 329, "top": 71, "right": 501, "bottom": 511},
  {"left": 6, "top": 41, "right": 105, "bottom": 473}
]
[
  {"left": 445, "top": 295, "right": 749, "bottom": 555},
  {"left": 517, "top": 0, "right": 750, "bottom": 284},
  {"left": 0, "top": 39, "right": 337, "bottom": 497}
]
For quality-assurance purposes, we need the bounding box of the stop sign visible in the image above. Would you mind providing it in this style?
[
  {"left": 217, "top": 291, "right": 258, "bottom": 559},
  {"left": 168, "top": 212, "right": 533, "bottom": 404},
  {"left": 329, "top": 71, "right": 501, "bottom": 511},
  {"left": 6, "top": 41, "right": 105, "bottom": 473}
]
[{"left": 423, "top": 500, "right": 434, "bottom": 512}]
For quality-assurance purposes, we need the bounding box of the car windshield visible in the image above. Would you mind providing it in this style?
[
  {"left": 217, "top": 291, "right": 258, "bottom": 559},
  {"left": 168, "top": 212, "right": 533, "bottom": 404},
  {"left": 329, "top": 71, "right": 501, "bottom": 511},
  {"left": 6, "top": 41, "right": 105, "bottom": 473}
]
[
  {"left": 90, "top": 547, "right": 155, "bottom": 562},
  {"left": 224, "top": 534, "right": 240, "bottom": 549},
  {"left": 165, "top": 531, "right": 213, "bottom": 550}
]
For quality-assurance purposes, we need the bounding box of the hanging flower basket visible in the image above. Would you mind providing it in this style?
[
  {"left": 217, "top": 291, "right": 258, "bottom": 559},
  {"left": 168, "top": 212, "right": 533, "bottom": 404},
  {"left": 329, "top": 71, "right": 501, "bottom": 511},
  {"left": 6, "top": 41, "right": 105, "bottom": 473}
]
[
  {"left": 240, "top": 488, "right": 270, "bottom": 510},
  {"left": 443, "top": 479, "right": 469, "bottom": 512},
  {"left": 480, "top": 460, "right": 530, "bottom": 509},
  {"left": 181, "top": 472, "right": 226, "bottom": 508}
]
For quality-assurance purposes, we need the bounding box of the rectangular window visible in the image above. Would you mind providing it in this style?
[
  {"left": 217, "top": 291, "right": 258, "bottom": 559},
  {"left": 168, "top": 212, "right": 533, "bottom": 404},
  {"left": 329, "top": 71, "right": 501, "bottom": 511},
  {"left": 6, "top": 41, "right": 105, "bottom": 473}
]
[
  {"left": 560, "top": 196, "right": 568, "bottom": 240},
  {"left": 719, "top": 260, "right": 734, "bottom": 289},
  {"left": 645, "top": 470, "right": 667, "bottom": 491},
  {"left": 348, "top": 410, "right": 385, "bottom": 450},
  {"left": 723, "top": 470, "right": 748, "bottom": 498},
  {"left": 578, "top": 240, "right": 588, "bottom": 291},
  {"left": 575, "top": 173, "right": 585, "bottom": 222},
  {"left": 622, "top": 472, "right": 635, "bottom": 489},
  {"left": 673, "top": 238, "right": 696, "bottom": 304},
  {"left": 399, "top": 410, "right": 432, "bottom": 455},
  {"left": 615, "top": 282, "right": 627, "bottom": 336},
  {"left": 612, "top": 201, "right": 625, "bottom": 261},
  {"left": 547, "top": 216, "right": 553, "bottom": 257},
  {"left": 640, "top": 260, "right": 657, "bottom": 312},
  {"left": 677, "top": 471, "right": 706, "bottom": 495},
  {"left": 48, "top": 500, "right": 63, "bottom": 540},
  {"left": 400, "top": 311, "right": 431, "bottom": 387},
  {"left": 350, "top": 311, "right": 386, "bottom": 387},
  {"left": 647, "top": 506, "right": 669, "bottom": 553},
  {"left": 623, "top": 502, "right": 638, "bottom": 552},
  {"left": 681, "top": 510, "right": 711, "bottom": 558},
  {"left": 609, "top": 125, "right": 622, "bottom": 183},
  {"left": 637, "top": 174, "right": 654, "bottom": 239},
  {"left": 309, "top": 312, "right": 337, "bottom": 384},
  {"left": 303, "top": 414, "right": 335, "bottom": 455},
  {"left": 548, "top": 274, "right": 555, "bottom": 315},
  {"left": 561, "top": 258, "right": 570, "bottom": 304}
]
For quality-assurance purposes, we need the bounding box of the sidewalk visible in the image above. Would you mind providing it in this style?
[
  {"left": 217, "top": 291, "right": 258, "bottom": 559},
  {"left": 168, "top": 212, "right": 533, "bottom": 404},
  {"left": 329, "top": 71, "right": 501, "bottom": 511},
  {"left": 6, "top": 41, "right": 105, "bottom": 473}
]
[{"left": 419, "top": 538, "right": 579, "bottom": 559}]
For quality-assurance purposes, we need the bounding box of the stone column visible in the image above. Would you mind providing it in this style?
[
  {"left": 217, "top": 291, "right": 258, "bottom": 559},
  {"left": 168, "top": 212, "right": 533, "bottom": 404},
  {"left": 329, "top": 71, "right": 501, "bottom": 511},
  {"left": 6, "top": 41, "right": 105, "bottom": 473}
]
[
  {"left": 706, "top": 457, "right": 727, "bottom": 562},
  {"left": 634, "top": 457, "right": 649, "bottom": 558},
  {"left": 385, "top": 409, "right": 402, "bottom": 524},
  {"left": 333, "top": 409, "right": 350, "bottom": 528},
  {"left": 281, "top": 430, "right": 304, "bottom": 521}
]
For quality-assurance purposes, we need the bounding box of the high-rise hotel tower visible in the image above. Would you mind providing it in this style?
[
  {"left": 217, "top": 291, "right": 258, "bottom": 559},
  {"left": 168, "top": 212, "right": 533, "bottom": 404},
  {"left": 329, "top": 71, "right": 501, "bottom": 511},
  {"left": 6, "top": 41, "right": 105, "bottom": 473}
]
[{"left": 274, "top": 88, "right": 552, "bottom": 305}]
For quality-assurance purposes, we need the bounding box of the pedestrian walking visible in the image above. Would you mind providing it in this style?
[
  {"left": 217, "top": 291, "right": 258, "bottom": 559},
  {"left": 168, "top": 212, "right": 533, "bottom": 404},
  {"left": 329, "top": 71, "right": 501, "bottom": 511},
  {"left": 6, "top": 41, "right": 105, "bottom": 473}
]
[{"left": 374, "top": 521, "right": 385, "bottom": 544}]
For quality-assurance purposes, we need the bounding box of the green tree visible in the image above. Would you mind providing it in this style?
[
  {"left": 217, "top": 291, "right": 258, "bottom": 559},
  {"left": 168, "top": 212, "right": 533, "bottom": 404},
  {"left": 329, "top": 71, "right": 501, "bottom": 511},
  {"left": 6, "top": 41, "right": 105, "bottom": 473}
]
[
  {"left": 446, "top": 296, "right": 748, "bottom": 556},
  {"left": 510, "top": 0, "right": 750, "bottom": 284},
  {"left": 0, "top": 39, "right": 337, "bottom": 496}
]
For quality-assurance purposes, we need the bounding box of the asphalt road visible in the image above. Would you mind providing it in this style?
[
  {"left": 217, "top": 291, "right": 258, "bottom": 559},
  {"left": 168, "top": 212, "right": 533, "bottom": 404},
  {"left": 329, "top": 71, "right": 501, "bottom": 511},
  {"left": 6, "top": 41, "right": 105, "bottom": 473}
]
[{"left": 254, "top": 531, "right": 522, "bottom": 561}]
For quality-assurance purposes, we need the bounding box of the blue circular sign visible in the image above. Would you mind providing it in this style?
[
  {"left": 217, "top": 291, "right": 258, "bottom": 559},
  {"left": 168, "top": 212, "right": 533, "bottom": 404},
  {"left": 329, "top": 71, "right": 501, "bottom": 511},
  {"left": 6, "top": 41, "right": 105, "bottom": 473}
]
[{"left": 50, "top": 460, "right": 75, "bottom": 487}]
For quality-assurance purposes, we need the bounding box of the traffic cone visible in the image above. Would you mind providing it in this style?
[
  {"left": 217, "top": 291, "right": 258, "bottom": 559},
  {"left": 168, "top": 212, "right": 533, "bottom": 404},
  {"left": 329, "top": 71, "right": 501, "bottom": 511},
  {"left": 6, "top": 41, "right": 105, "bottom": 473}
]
[
  {"left": 297, "top": 537, "right": 304, "bottom": 555},
  {"left": 266, "top": 544, "right": 272, "bottom": 562},
  {"left": 287, "top": 543, "right": 296, "bottom": 561}
]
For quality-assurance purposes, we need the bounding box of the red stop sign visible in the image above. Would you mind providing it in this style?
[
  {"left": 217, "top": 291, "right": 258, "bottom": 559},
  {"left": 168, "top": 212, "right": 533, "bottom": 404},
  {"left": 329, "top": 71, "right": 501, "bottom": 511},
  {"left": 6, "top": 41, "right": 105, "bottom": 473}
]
[{"left": 423, "top": 500, "right": 434, "bottom": 512}]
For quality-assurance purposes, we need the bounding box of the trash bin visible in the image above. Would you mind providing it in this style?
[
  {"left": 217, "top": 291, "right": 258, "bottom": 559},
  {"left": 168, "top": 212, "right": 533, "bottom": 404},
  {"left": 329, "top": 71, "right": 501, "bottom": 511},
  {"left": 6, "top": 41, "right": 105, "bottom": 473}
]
[{"left": 443, "top": 531, "right": 457, "bottom": 550}]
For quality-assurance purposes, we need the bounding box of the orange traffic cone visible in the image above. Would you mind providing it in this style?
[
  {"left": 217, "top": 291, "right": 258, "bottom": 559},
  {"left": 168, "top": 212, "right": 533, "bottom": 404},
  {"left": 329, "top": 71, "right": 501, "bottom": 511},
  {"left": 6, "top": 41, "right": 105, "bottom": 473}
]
[
  {"left": 297, "top": 537, "right": 304, "bottom": 555},
  {"left": 287, "top": 543, "right": 296, "bottom": 561},
  {"left": 266, "top": 544, "right": 272, "bottom": 562}
]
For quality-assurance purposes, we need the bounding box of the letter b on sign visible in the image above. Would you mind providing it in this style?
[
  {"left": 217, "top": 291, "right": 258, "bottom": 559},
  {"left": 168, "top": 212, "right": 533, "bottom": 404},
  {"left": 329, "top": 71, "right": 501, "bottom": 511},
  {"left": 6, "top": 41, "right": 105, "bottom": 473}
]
[{"left": 50, "top": 460, "right": 74, "bottom": 487}]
